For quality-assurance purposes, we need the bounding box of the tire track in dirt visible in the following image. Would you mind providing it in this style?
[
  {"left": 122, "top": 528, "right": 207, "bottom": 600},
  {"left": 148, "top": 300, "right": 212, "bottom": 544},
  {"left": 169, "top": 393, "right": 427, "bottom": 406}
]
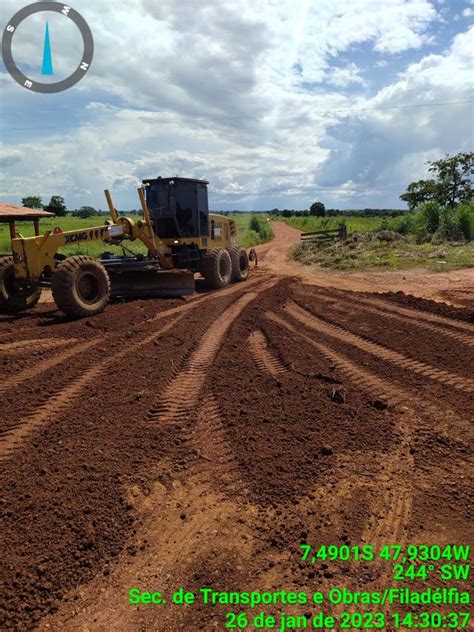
[
  {"left": 248, "top": 329, "right": 287, "bottom": 378},
  {"left": 0, "top": 276, "right": 263, "bottom": 346},
  {"left": 0, "top": 339, "right": 98, "bottom": 398},
  {"left": 266, "top": 309, "right": 470, "bottom": 445},
  {"left": 311, "top": 292, "right": 474, "bottom": 349},
  {"left": 148, "top": 279, "right": 279, "bottom": 427},
  {"left": 2, "top": 279, "right": 262, "bottom": 373},
  {"left": 0, "top": 280, "right": 271, "bottom": 462},
  {"left": 184, "top": 393, "right": 241, "bottom": 491},
  {"left": 354, "top": 418, "right": 414, "bottom": 619},
  {"left": 267, "top": 312, "right": 397, "bottom": 404},
  {"left": 147, "top": 274, "right": 265, "bottom": 324},
  {"left": 40, "top": 461, "right": 255, "bottom": 632},
  {"left": 287, "top": 300, "right": 474, "bottom": 393},
  {"left": 0, "top": 338, "right": 76, "bottom": 356},
  {"left": 328, "top": 290, "right": 474, "bottom": 334},
  {"left": 440, "top": 287, "right": 474, "bottom": 308},
  {"left": 0, "top": 318, "right": 185, "bottom": 461}
]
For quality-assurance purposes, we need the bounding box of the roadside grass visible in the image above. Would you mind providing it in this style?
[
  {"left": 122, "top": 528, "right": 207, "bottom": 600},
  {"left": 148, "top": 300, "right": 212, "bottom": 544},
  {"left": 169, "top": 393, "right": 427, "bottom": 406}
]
[
  {"left": 0, "top": 213, "right": 272, "bottom": 257},
  {"left": 284, "top": 215, "right": 383, "bottom": 233},
  {"left": 235, "top": 214, "right": 274, "bottom": 247},
  {"left": 292, "top": 233, "right": 474, "bottom": 271}
]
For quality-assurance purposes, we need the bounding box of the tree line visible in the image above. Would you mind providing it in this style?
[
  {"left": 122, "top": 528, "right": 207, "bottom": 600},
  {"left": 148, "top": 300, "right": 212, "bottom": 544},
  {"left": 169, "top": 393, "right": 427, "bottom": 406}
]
[{"left": 266, "top": 207, "right": 404, "bottom": 218}]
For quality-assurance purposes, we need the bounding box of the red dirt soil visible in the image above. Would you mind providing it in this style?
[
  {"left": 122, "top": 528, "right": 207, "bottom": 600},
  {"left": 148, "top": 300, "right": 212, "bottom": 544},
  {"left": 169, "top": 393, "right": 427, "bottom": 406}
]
[{"left": 0, "top": 222, "right": 472, "bottom": 631}]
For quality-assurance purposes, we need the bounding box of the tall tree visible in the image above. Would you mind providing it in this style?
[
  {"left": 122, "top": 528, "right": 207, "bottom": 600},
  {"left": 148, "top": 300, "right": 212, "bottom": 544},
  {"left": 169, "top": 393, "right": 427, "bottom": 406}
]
[
  {"left": 399, "top": 179, "right": 439, "bottom": 211},
  {"left": 44, "top": 195, "right": 67, "bottom": 216},
  {"left": 427, "top": 152, "right": 474, "bottom": 208},
  {"left": 73, "top": 206, "right": 97, "bottom": 219},
  {"left": 21, "top": 196, "right": 43, "bottom": 209},
  {"left": 310, "top": 201, "right": 326, "bottom": 217},
  {"left": 400, "top": 152, "right": 473, "bottom": 210}
]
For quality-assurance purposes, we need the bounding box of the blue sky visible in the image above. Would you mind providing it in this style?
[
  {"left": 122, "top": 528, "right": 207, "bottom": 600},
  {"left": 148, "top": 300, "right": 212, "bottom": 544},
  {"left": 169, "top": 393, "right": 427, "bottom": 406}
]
[{"left": 0, "top": 0, "right": 473, "bottom": 211}]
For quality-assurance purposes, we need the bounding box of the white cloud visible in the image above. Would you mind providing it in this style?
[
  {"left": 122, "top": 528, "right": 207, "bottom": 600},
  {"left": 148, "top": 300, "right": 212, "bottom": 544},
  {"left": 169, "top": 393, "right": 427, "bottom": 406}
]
[
  {"left": 315, "top": 27, "right": 474, "bottom": 201},
  {"left": 0, "top": 147, "right": 22, "bottom": 169},
  {"left": 325, "top": 63, "right": 367, "bottom": 87},
  {"left": 0, "top": 0, "right": 469, "bottom": 210}
]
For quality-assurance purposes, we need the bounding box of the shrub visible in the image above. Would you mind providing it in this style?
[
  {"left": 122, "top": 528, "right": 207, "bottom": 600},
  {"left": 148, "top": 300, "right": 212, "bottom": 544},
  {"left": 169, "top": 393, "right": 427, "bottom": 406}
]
[
  {"left": 391, "top": 214, "right": 413, "bottom": 235},
  {"left": 249, "top": 215, "right": 261, "bottom": 233},
  {"left": 415, "top": 201, "right": 442, "bottom": 234},
  {"left": 433, "top": 207, "right": 459, "bottom": 241},
  {"left": 240, "top": 215, "right": 274, "bottom": 247},
  {"left": 455, "top": 202, "right": 474, "bottom": 241},
  {"left": 248, "top": 215, "right": 273, "bottom": 240}
]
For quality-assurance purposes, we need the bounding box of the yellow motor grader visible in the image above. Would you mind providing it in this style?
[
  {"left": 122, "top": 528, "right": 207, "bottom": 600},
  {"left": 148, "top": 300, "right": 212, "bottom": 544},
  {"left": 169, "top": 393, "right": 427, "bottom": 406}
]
[{"left": 0, "top": 177, "right": 250, "bottom": 318}]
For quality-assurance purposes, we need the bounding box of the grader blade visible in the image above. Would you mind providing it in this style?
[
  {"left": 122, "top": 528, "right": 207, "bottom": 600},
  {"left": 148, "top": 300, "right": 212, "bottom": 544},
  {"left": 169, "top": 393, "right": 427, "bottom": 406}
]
[{"left": 109, "top": 269, "right": 195, "bottom": 298}]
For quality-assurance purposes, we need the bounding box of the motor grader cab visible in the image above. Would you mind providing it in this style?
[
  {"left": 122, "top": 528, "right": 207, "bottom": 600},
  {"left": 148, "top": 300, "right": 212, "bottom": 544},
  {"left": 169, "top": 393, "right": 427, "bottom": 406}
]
[{"left": 0, "top": 178, "right": 250, "bottom": 319}]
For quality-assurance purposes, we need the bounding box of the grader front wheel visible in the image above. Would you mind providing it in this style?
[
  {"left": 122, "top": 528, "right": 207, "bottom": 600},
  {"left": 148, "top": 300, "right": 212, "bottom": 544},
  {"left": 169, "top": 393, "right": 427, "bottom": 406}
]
[
  {"left": 52, "top": 255, "right": 111, "bottom": 318},
  {"left": 0, "top": 257, "right": 42, "bottom": 314}
]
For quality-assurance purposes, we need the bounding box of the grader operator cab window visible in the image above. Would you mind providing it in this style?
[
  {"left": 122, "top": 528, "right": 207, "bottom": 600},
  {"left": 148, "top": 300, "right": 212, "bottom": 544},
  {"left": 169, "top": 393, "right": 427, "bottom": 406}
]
[{"left": 144, "top": 177, "right": 209, "bottom": 239}]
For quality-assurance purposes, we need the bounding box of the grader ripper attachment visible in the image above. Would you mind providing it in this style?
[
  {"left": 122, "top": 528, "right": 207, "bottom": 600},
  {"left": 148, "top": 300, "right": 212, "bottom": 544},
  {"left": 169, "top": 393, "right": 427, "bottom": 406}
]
[{"left": 0, "top": 177, "right": 250, "bottom": 318}]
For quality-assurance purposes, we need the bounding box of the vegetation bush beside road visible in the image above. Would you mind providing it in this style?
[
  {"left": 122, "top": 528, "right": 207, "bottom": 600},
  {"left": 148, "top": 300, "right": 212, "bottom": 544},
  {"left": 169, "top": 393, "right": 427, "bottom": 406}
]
[
  {"left": 243, "top": 214, "right": 274, "bottom": 246},
  {"left": 292, "top": 230, "right": 474, "bottom": 271},
  {"left": 288, "top": 152, "right": 474, "bottom": 271}
]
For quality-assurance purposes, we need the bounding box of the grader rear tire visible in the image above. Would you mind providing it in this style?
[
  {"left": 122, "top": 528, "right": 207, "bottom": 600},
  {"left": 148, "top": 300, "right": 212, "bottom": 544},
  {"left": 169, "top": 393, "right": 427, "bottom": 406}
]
[
  {"left": 0, "top": 257, "right": 42, "bottom": 314},
  {"left": 201, "top": 248, "right": 232, "bottom": 289},
  {"left": 52, "top": 255, "right": 111, "bottom": 318},
  {"left": 229, "top": 246, "right": 249, "bottom": 282}
]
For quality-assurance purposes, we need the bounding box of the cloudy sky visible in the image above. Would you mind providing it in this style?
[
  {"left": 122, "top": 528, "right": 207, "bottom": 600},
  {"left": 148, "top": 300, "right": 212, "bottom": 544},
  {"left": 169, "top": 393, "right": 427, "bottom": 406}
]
[{"left": 0, "top": 0, "right": 473, "bottom": 211}]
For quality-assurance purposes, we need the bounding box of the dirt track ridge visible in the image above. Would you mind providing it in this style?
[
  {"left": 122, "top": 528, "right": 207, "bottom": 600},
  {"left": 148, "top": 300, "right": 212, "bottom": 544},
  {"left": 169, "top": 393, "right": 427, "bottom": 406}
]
[
  {"left": 0, "top": 339, "right": 98, "bottom": 397},
  {"left": 313, "top": 292, "right": 474, "bottom": 348},
  {"left": 248, "top": 329, "right": 287, "bottom": 377},
  {"left": 148, "top": 279, "right": 279, "bottom": 426},
  {"left": 0, "top": 338, "right": 76, "bottom": 356},
  {"left": 360, "top": 294, "right": 474, "bottom": 333},
  {"left": 287, "top": 300, "right": 474, "bottom": 393}
]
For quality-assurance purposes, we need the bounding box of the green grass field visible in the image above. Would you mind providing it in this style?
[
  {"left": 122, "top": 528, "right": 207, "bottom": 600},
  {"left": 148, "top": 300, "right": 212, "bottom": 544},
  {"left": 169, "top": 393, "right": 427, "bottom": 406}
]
[
  {"left": 0, "top": 216, "right": 128, "bottom": 258},
  {"left": 283, "top": 215, "right": 384, "bottom": 233},
  {"left": 0, "top": 213, "right": 272, "bottom": 257}
]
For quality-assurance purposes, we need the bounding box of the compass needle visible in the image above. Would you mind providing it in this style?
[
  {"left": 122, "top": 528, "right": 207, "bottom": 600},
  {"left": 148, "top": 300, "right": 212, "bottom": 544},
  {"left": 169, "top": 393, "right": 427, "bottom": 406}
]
[{"left": 41, "top": 21, "right": 53, "bottom": 75}]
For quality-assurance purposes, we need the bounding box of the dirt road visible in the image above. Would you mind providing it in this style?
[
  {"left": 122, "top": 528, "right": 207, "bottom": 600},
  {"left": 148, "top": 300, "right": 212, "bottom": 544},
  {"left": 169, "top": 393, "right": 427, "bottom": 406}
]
[
  {"left": 256, "top": 221, "right": 474, "bottom": 303},
  {"left": 0, "top": 225, "right": 472, "bottom": 631}
]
